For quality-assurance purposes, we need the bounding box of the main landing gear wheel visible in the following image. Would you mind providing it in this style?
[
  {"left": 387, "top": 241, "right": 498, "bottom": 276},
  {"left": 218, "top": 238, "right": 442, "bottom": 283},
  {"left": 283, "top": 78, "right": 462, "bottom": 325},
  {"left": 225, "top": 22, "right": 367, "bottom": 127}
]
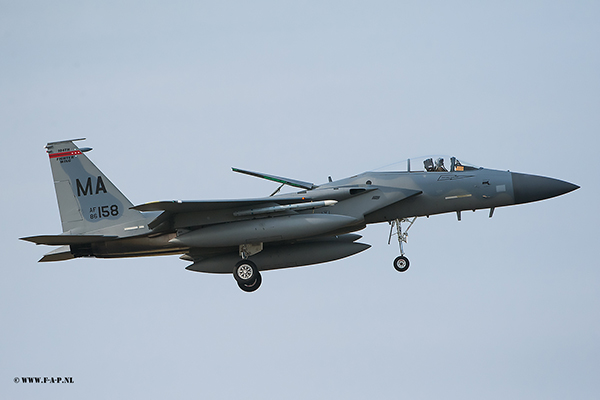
[
  {"left": 393, "top": 255, "right": 410, "bottom": 272},
  {"left": 234, "top": 259, "right": 258, "bottom": 284},
  {"left": 238, "top": 272, "right": 262, "bottom": 292}
]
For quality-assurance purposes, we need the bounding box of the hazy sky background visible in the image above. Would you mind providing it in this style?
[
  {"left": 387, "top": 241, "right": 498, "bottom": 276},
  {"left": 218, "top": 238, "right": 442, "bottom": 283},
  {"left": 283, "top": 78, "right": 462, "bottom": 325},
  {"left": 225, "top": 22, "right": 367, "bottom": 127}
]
[{"left": 1, "top": 1, "right": 598, "bottom": 399}]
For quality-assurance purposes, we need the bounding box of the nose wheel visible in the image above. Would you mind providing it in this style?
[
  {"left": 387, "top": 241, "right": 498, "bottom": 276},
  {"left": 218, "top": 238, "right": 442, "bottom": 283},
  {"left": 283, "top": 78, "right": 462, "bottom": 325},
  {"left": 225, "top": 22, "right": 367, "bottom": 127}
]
[
  {"left": 393, "top": 256, "right": 410, "bottom": 272},
  {"left": 389, "top": 217, "right": 416, "bottom": 272}
]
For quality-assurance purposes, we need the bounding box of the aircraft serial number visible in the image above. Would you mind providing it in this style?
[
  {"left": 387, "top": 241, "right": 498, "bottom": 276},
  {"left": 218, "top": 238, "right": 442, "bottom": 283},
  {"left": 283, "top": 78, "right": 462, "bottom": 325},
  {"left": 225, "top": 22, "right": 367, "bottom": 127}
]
[{"left": 89, "top": 205, "right": 119, "bottom": 220}]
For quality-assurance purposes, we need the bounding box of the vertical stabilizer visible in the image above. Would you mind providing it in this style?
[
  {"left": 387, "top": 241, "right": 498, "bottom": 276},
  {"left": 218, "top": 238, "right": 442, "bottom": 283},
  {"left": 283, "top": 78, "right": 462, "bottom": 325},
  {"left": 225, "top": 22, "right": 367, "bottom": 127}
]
[{"left": 45, "top": 139, "right": 147, "bottom": 235}]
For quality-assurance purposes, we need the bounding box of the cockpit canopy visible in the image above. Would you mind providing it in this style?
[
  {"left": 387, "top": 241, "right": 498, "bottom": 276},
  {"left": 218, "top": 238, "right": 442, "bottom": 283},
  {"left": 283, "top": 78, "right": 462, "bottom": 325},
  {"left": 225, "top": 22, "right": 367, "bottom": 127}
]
[{"left": 375, "top": 156, "right": 480, "bottom": 173}]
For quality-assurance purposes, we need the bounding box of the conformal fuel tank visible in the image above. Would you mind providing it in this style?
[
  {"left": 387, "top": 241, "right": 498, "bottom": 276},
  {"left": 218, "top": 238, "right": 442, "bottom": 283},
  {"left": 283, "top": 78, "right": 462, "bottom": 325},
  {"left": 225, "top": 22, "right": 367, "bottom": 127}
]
[{"left": 169, "top": 214, "right": 359, "bottom": 248}]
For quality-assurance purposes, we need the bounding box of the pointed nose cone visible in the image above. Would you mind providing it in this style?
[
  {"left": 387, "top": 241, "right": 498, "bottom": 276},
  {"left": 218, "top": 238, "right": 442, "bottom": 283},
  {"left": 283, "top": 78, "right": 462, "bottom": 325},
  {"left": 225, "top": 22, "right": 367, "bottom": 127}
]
[{"left": 512, "top": 172, "right": 579, "bottom": 205}]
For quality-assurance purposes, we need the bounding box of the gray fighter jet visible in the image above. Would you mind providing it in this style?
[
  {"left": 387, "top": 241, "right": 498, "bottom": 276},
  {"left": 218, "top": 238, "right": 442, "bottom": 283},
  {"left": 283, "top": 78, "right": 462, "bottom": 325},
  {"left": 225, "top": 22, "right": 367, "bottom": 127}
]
[{"left": 21, "top": 139, "right": 579, "bottom": 292}]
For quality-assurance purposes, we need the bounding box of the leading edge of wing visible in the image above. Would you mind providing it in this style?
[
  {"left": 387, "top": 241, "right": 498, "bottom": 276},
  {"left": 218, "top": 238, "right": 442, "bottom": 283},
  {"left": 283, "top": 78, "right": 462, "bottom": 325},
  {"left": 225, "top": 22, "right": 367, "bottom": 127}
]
[
  {"left": 232, "top": 167, "right": 316, "bottom": 190},
  {"left": 131, "top": 197, "right": 316, "bottom": 213}
]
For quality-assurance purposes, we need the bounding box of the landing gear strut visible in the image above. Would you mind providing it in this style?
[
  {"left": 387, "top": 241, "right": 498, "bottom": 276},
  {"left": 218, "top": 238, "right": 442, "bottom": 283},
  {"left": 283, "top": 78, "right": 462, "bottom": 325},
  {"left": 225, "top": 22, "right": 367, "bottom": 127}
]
[{"left": 388, "top": 217, "right": 416, "bottom": 272}]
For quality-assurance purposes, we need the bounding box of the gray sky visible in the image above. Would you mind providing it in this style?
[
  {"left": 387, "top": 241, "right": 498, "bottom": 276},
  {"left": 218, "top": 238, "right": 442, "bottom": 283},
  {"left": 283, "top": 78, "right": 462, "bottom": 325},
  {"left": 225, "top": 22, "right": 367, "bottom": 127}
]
[{"left": 1, "top": 1, "right": 598, "bottom": 399}]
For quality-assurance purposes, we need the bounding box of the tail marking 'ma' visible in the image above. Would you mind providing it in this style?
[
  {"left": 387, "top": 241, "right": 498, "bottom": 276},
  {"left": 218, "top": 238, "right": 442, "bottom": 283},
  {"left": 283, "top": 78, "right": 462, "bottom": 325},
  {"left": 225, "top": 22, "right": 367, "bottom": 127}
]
[{"left": 76, "top": 176, "right": 107, "bottom": 197}]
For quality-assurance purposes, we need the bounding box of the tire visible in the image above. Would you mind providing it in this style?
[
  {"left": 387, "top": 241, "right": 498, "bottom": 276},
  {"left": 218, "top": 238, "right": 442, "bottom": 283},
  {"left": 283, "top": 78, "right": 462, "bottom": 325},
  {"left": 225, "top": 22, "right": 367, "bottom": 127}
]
[
  {"left": 238, "top": 272, "right": 262, "bottom": 292},
  {"left": 234, "top": 260, "right": 258, "bottom": 284},
  {"left": 393, "top": 256, "right": 410, "bottom": 272}
]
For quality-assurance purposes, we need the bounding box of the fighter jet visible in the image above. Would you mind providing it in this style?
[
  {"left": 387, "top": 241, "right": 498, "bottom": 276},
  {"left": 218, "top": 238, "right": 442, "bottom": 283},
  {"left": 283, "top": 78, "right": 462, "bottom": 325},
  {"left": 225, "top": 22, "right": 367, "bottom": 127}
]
[{"left": 21, "top": 139, "right": 579, "bottom": 292}]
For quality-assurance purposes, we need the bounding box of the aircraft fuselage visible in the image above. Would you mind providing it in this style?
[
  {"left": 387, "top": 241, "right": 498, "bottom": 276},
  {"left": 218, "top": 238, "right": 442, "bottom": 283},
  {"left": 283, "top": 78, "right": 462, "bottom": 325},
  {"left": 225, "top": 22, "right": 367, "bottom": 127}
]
[{"left": 22, "top": 141, "right": 579, "bottom": 292}]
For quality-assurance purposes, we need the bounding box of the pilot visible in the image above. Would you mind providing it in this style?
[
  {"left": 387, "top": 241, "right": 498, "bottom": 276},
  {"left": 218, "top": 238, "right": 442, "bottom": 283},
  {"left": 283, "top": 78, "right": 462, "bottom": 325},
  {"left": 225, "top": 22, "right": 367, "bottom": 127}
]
[
  {"left": 423, "top": 158, "right": 435, "bottom": 172},
  {"left": 434, "top": 158, "right": 447, "bottom": 172}
]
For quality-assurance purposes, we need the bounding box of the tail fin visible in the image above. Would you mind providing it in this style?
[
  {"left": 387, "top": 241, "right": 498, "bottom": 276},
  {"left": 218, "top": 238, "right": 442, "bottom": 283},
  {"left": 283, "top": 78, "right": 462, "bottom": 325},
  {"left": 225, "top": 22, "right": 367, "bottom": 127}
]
[{"left": 45, "top": 138, "right": 146, "bottom": 235}]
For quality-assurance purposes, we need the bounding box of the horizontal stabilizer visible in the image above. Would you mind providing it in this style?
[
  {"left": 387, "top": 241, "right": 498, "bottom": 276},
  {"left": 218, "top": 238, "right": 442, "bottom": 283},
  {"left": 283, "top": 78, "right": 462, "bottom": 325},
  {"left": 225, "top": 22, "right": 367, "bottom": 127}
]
[
  {"left": 20, "top": 234, "right": 118, "bottom": 246},
  {"left": 232, "top": 167, "right": 316, "bottom": 190},
  {"left": 39, "top": 246, "right": 75, "bottom": 262}
]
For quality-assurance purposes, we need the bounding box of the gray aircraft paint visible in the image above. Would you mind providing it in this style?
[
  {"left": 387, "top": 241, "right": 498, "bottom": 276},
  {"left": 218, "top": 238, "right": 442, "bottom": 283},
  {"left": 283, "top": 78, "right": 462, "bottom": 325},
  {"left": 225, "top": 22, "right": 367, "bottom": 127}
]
[
  {"left": 170, "top": 214, "right": 360, "bottom": 247},
  {"left": 22, "top": 140, "right": 579, "bottom": 291}
]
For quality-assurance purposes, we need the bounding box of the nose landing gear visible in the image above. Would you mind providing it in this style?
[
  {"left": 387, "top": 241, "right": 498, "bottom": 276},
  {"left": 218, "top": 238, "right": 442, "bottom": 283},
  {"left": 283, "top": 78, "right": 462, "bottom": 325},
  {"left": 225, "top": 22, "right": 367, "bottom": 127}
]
[{"left": 388, "top": 217, "right": 416, "bottom": 272}]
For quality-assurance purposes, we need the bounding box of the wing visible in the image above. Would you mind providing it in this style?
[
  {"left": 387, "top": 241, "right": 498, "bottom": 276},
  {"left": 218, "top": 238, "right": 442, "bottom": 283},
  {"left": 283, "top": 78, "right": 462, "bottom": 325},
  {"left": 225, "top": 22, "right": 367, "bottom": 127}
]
[
  {"left": 232, "top": 167, "right": 317, "bottom": 190},
  {"left": 131, "top": 196, "right": 337, "bottom": 231},
  {"left": 131, "top": 168, "right": 320, "bottom": 231}
]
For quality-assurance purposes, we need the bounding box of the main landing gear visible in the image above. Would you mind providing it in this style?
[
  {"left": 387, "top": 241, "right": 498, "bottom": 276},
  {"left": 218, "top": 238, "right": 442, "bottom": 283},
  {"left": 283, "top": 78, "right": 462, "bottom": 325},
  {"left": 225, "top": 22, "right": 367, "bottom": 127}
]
[
  {"left": 233, "top": 243, "right": 264, "bottom": 292},
  {"left": 233, "top": 259, "right": 262, "bottom": 292},
  {"left": 388, "top": 217, "right": 416, "bottom": 273}
]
